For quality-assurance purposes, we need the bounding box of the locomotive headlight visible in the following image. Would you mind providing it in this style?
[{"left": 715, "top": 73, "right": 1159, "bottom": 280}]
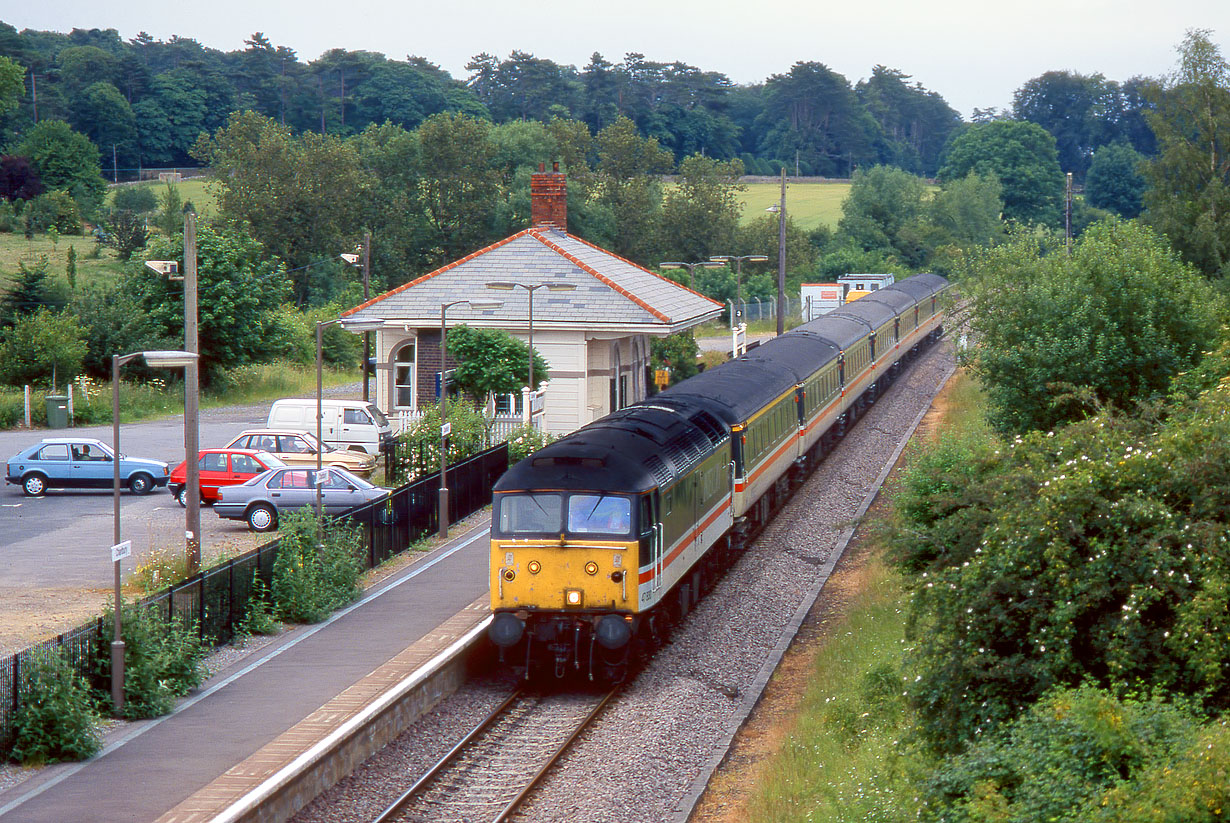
[
  {"left": 502, "top": 568, "right": 516, "bottom": 582},
  {"left": 565, "top": 589, "right": 583, "bottom": 606},
  {"left": 527, "top": 560, "right": 541, "bottom": 575},
  {"left": 584, "top": 561, "right": 599, "bottom": 576}
]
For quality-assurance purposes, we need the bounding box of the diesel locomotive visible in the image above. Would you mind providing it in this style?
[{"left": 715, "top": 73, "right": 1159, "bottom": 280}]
[{"left": 488, "top": 273, "right": 949, "bottom": 680}]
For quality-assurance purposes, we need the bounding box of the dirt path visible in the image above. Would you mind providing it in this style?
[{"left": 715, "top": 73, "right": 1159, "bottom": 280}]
[{"left": 689, "top": 369, "right": 958, "bottom": 822}]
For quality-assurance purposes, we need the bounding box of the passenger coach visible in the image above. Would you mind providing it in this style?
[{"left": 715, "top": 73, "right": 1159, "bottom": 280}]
[{"left": 489, "top": 273, "right": 948, "bottom": 680}]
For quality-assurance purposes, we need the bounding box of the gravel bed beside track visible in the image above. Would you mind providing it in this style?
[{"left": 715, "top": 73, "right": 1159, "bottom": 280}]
[{"left": 293, "top": 342, "right": 955, "bottom": 823}]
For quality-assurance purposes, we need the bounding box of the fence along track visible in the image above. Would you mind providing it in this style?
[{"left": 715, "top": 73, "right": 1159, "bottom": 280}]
[{"left": 373, "top": 686, "right": 618, "bottom": 823}]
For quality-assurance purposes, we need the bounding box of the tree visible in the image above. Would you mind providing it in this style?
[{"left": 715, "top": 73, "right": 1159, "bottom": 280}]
[
  {"left": 70, "top": 82, "right": 136, "bottom": 165},
  {"left": 192, "top": 110, "right": 374, "bottom": 300},
  {"left": 100, "top": 208, "right": 149, "bottom": 261},
  {"left": 0, "top": 55, "right": 24, "bottom": 118},
  {"left": 927, "top": 171, "right": 1005, "bottom": 251},
  {"left": 0, "top": 156, "right": 44, "bottom": 202},
  {"left": 112, "top": 185, "right": 158, "bottom": 214},
  {"left": 0, "top": 256, "right": 67, "bottom": 327},
  {"left": 1142, "top": 29, "right": 1230, "bottom": 277},
  {"left": 592, "top": 116, "right": 672, "bottom": 264},
  {"left": 857, "top": 65, "right": 960, "bottom": 175},
  {"left": 16, "top": 120, "right": 107, "bottom": 217},
  {"left": 836, "top": 164, "right": 927, "bottom": 263},
  {"left": 656, "top": 154, "right": 744, "bottom": 263},
  {"left": 938, "top": 119, "right": 1064, "bottom": 226},
  {"left": 415, "top": 111, "right": 503, "bottom": 266},
  {"left": 1085, "top": 143, "right": 1146, "bottom": 217},
  {"left": 760, "top": 62, "right": 879, "bottom": 175},
  {"left": 131, "top": 225, "right": 292, "bottom": 386},
  {"left": 962, "top": 220, "right": 1218, "bottom": 434},
  {"left": 1012, "top": 70, "right": 1119, "bottom": 179},
  {"left": 444, "top": 324, "right": 549, "bottom": 400},
  {"left": 650, "top": 332, "right": 700, "bottom": 386},
  {"left": 0, "top": 308, "right": 87, "bottom": 388}
]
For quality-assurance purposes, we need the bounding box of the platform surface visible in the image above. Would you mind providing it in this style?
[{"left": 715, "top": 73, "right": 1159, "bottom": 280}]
[{"left": 0, "top": 520, "right": 492, "bottom": 823}]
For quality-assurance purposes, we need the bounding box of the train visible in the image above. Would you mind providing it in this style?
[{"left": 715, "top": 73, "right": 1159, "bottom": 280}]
[{"left": 487, "top": 273, "right": 950, "bottom": 680}]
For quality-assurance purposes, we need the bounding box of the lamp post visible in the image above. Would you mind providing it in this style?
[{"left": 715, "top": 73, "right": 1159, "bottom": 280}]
[
  {"left": 437, "top": 298, "right": 502, "bottom": 540},
  {"left": 112, "top": 349, "right": 197, "bottom": 715},
  {"left": 484, "top": 281, "right": 576, "bottom": 410},
  {"left": 315, "top": 316, "right": 385, "bottom": 513},
  {"left": 341, "top": 232, "right": 373, "bottom": 401},
  {"left": 709, "top": 254, "right": 768, "bottom": 326},
  {"left": 146, "top": 208, "right": 200, "bottom": 574},
  {"left": 659, "top": 260, "right": 723, "bottom": 290}
]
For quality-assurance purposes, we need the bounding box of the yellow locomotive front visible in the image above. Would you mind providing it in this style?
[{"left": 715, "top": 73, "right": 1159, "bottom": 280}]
[{"left": 489, "top": 488, "right": 646, "bottom": 679}]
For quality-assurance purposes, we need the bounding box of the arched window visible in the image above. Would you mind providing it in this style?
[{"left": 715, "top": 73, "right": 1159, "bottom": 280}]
[{"left": 393, "top": 341, "right": 416, "bottom": 409}]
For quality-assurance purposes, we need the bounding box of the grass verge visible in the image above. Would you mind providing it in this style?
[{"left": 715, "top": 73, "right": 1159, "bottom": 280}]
[{"left": 742, "top": 368, "right": 983, "bottom": 822}]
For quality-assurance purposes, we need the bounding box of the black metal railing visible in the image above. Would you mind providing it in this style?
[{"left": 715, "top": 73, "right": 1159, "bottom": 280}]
[{"left": 0, "top": 443, "right": 507, "bottom": 756}]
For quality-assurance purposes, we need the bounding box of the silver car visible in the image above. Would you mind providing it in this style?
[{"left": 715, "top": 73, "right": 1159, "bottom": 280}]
[{"left": 213, "top": 466, "right": 390, "bottom": 532}]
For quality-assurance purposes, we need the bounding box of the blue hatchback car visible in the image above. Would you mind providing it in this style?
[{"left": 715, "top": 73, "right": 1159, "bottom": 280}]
[{"left": 5, "top": 437, "right": 171, "bottom": 496}]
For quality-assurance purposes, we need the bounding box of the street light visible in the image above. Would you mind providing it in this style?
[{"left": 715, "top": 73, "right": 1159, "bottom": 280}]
[
  {"left": 146, "top": 208, "right": 200, "bottom": 573},
  {"left": 659, "top": 260, "right": 723, "bottom": 290},
  {"left": 485, "top": 281, "right": 576, "bottom": 407},
  {"left": 111, "top": 349, "right": 197, "bottom": 715},
  {"left": 315, "top": 316, "right": 385, "bottom": 513},
  {"left": 341, "top": 232, "right": 373, "bottom": 401},
  {"left": 438, "top": 298, "right": 502, "bottom": 540},
  {"left": 709, "top": 254, "right": 769, "bottom": 325}
]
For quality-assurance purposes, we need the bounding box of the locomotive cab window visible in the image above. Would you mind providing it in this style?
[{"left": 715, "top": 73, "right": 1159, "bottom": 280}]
[
  {"left": 568, "top": 494, "right": 632, "bottom": 535},
  {"left": 497, "top": 493, "right": 563, "bottom": 534}
]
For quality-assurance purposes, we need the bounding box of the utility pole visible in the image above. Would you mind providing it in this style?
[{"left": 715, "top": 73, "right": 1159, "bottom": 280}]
[
  {"left": 184, "top": 212, "right": 201, "bottom": 575},
  {"left": 30, "top": 72, "right": 37, "bottom": 123},
  {"left": 1065, "top": 172, "right": 1073, "bottom": 256},
  {"left": 361, "top": 231, "right": 371, "bottom": 402},
  {"left": 776, "top": 169, "right": 787, "bottom": 336}
]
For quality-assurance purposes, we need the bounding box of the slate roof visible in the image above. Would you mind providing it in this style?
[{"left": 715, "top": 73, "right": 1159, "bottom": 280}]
[{"left": 342, "top": 228, "right": 724, "bottom": 332}]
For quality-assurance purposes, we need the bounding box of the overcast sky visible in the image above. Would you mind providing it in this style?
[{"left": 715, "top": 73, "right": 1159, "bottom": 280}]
[{"left": 6, "top": 1, "right": 1229, "bottom": 119}]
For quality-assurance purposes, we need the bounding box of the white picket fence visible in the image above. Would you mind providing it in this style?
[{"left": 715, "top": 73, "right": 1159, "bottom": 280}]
[{"left": 393, "top": 409, "right": 526, "bottom": 443}]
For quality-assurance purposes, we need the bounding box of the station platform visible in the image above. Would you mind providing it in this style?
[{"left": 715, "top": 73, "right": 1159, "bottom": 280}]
[{"left": 0, "top": 518, "right": 493, "bottom": 823}]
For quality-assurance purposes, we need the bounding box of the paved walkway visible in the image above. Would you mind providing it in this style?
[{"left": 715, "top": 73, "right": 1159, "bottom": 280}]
[{"left": 0, "top": 517, "right": 491, "bottom": 823}]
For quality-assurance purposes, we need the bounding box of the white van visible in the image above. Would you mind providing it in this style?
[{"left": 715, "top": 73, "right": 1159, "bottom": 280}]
[{"left": 266, "top": 398, "right": 392, "bottom": 456}]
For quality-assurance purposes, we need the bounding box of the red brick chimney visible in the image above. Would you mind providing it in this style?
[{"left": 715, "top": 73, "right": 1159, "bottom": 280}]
[{"left": 530, "top": 161, "right": 567, "bottom": 230}]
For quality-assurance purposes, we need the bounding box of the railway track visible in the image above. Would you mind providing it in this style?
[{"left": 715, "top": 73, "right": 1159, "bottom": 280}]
[{"left": 371, "top": 685, "right": 618, "bottom": 823}]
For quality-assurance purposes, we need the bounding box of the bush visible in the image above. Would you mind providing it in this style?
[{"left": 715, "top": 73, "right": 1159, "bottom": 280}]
[
  {"left": 99, "top": 603, "right": 208, "bottom": 719},
  {"left": 99, "top": 208, "right": 149, "bottom": 261},
  {"left": 391, "top": 402, "right": 490, "bottom": 484},
  {"left": 506, "top": 423, "right": 554, "bottom": 463},
  {"left": 9, "top": 651, "right": 102, "bottom": 764},
  {"left": 112, "top": 185, "right": 158, "bottom": 214},
  {"left": 23, "top": 190, "right": 82, "bottom": 235},
  {"left": 0, "top": 200, "right": 17, "bottom": 232},
  {"left": 270, "top": 509, "right": 364, "bottom": 623},
  {"left": 0, "top": 308, "right": 88, "bottom": 389},
  {"left": 235, "top": 575, "right": 281, "bottom": 638},
  {"left": 920, "top": 686, "right": 1201, "bottom": 823}
]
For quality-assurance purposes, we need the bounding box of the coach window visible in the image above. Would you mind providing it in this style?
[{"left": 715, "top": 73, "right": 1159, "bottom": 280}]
[{"left": 393, "top": 341, "right": 416, "bottom": 409}]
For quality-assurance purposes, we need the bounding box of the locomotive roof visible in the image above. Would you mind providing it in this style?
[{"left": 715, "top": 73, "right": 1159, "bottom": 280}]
[{"left": 495, "top": 401, "right": 727, "bottom": 494}]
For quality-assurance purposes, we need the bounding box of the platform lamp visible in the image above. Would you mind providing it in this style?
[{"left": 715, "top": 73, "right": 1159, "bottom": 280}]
[
  {"left": 438, "top": 298, "right": 502, "bottom": 539},
  {"left": 484, "top": 281, "right": 576, "bottom": 404},
  {"left": 315, "top": 316, "right": 385, "bottom": 513},
  {"left": 111, "top": 349, "right": 197, "bottom": 715},
  {"left": 709, "top": 254, "right": 769, "bottom": 327},
  {"left": 659, "top": 260, "right": 723, "bottom": 290}
]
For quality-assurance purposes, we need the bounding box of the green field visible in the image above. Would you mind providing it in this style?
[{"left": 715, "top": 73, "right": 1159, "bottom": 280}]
[
  {"left": 106, "top": 176, "right": 217, "bottom": 216},
  {"left": 739, "top": 182, "right": 849, "bottom": 232}
]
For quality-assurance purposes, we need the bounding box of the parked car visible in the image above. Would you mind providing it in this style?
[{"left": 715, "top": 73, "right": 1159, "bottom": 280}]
[
  {"left": 167, "top": 449, "right": 287, "bottom": 508},
  {"left": 266, "top": 398, "right": 392, "bottom": 456},
  {"left": 5, "top": 437, "right": 170, "bottom": 496},
  {"left": 213, "top": 465, "right": 390, "bottom": 532},
  {"left": 222, "top": 430, "right": 378, "bottom": 478}
]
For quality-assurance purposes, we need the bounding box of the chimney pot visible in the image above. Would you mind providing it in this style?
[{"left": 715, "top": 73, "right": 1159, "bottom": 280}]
[{"left": 552, "top": 161, "right": 559, "bottom": 172}]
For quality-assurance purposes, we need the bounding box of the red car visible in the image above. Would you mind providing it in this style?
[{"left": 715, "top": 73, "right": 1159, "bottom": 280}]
[{"left": 167, "top": 449, "right": 287, "bottom": 507}]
